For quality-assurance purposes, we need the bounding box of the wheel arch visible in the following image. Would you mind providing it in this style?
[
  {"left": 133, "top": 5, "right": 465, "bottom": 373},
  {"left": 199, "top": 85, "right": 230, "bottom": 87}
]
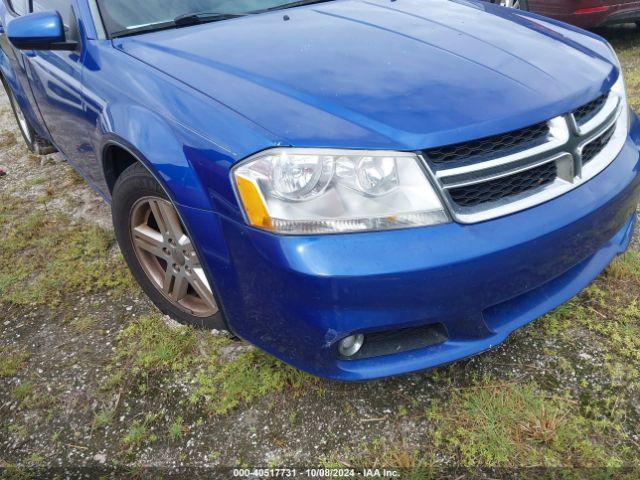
[
  {"left": 99, "top": 137, "right": 201, "bottom": 225},
  {"left": 102, "top": 140, "right": 150, "bottom": 195},
  {"left": 97, "top": 103, "right": 214, "bottom": 211}
]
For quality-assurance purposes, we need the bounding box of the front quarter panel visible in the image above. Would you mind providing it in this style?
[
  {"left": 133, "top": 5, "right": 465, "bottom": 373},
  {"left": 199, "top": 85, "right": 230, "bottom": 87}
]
[
  {"left": 97, "top": 103, "right": 214, "bottom": 209},
  {"left": 81, "top": 39, "right": 280, "bottom": 214}
]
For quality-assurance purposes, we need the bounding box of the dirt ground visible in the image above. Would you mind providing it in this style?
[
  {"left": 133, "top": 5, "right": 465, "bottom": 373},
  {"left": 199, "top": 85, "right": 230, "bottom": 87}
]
[{"left": 1, "top": 26, "right": 640, "bottom": 479}]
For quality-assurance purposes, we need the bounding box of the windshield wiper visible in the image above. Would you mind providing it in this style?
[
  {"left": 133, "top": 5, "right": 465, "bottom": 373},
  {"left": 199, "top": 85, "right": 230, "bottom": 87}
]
[
  {"left": 110, "top": 1, "right": 335, "bottom": 38},
  {"left": 111, "top": 21, "right": 177, "bottom": 38},
  {"left": 173, "top": 12, "right": 247, "bottom": 26},
  {"left": 110, "top": 12, "right": 247, "bottom": 38}
]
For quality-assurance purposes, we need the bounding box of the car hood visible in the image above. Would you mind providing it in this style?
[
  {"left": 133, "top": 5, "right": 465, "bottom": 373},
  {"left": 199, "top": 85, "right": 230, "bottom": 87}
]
[{"left": 115, "top": 0, "right": 617, "bottom": 151}]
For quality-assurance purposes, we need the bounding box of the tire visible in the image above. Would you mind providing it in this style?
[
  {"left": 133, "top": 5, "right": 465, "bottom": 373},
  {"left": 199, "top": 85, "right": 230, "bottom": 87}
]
[
  {"left": 1, "top": 78, "right": 57, "bottom": 155},
  {"left": 112, "top": 162, "right": 227, "bottom": 330}
]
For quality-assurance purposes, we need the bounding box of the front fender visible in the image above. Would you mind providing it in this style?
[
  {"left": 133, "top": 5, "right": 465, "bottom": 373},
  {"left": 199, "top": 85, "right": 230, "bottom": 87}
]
[{"left": 98, "top": 102, "right": 214, "bottom": 211}]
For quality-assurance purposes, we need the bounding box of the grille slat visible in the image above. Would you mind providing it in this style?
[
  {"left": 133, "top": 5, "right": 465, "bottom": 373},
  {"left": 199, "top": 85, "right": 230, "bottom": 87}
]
[
  {"left": 448, "top": 162, "right": 558, "bottom": 208},
  {"left": 425, "top": 122, "right": 550, "bottom": 164},
  {"left": 573, "top": 93, "right": 608, "bottom": 125},
  {"left": 582, "top": 124, "right": 616, "bottom": 164}
]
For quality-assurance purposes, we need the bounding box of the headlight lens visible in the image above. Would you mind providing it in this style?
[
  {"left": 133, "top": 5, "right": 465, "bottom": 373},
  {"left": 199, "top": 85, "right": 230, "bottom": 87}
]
[{"left": 233, "top": 149, "right": 449, "bottom": 234}]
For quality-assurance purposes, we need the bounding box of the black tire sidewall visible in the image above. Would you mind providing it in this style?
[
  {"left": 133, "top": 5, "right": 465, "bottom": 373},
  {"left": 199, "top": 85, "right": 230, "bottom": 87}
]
[{"left": 112, "top": 163, "right": 226, "bottom": 330}]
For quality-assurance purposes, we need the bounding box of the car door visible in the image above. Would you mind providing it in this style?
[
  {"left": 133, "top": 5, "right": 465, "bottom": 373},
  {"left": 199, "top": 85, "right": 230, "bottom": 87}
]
[
  {"left": 24, "top": 0, "right": 86, "bottom": 163},
  {"left": 0, "top": 0, "right": 47, "bottom": 134}
]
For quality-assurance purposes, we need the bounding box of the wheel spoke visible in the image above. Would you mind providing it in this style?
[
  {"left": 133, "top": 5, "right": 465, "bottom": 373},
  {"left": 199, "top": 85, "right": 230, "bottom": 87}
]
[
  {"left": 148, "top": 199, "right": 169, "bottom": 236},
  {"left": 162, "top": 267, "right": 189, "bottom": 302},
  {"left": 172, "top": 275, "right": 190, "bottom": 302},
  {"left": 162, "top": 268, "right": 175, "bottom": 295},
  {"left": 132, "top": 224, "right": 165, "bottom": 258},
  {"left": 190, "top": 267, "right": 217, "bottom": 310},
  {"left": 157, "top": 201, "right": 184, "bottom": 241}
]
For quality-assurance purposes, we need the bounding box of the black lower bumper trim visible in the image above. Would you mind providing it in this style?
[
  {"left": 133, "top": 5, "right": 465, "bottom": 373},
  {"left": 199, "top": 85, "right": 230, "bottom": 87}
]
[{"left": 342, "top": 323, "right": 448, "bottom": 360}]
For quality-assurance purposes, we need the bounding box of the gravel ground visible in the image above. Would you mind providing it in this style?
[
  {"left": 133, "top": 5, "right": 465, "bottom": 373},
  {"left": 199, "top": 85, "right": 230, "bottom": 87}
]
[{"left": 1, "top": 26, "right": 640, "bottom": 479}]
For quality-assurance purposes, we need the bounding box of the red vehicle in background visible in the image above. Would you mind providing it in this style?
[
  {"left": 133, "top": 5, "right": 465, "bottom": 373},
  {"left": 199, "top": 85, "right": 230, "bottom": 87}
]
[{"left": 492, "top": 0, "right": 640, "bottom": 29}]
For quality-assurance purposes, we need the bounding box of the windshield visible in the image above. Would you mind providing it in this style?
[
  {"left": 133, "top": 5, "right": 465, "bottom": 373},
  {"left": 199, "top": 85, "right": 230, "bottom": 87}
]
[{"left": 96, "top": 1, "right": 328, "bottom": 37}]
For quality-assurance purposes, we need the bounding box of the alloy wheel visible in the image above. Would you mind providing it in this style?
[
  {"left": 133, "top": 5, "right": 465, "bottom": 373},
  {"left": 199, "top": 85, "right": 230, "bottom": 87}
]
[
  {"left": 499, "top": 0, "right": 521, "bottom": 7},
  {"left": 130, "top": 196, "right": 219, "bottom": 317}
]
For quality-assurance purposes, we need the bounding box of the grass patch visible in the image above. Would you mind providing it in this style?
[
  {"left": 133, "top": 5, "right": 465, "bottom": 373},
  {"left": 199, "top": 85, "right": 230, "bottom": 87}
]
[
  {"left": 539, "top": 251, "right": 640, "bottom": 368},
  {"left": 122, "top": 414, "right": 159, "bottom": 454},
  {"left": 8, "top": 381, "right": 54, "bottom": 411},
  {"left": 105, "top": 315, "right": 199, "bottom": 392},
  {"left": 92, "top": 408, "right": 115, "bottom": 429},
  {"left": 168, "top": 416, "right": 184, "bottom": 441},
  {"left": 10, "top": 382, "right": 36, "bottom": 410},
  {"left": 606, "top": 250, "right": 640, "bottom": 282},
  {"left": 69, "top": 316, "right": 99, "bottom": 334},
  {"left": 0, "top": 194, "right": 135, "bottom": 307},
  {"left": 0, "top": 130, "right": 17, "bottom": 149},
  {"left": 431, "top": 382, "right": 623, "bottom": 467},
  {"left": 191, "top": 347, "right": 319, "bottom": 416},
  {"left": 325, "top": 438, "right": 423, "bottom": 470},
  {"left": 0, "top": 347, "right": 30, "bottom": 377},
  {"left": 0, "top": 464, "right": 34, "bottom": 480},
  {"left": 105, "top": 314, "right": 319, "bottom": 416},
  {"left": 26, "top": 176, "right": 48, "bottom": 187}
]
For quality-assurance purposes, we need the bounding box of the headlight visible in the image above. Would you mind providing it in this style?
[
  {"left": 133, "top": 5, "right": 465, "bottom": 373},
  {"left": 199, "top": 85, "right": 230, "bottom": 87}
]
[{"left": 232, "top": 149, "right": 449, "bottom": 234}]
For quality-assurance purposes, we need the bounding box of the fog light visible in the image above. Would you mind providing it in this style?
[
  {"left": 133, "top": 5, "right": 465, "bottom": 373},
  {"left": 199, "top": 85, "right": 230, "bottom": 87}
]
[{"left": 338, "top": 334, "right": 364, "bottom": 357}]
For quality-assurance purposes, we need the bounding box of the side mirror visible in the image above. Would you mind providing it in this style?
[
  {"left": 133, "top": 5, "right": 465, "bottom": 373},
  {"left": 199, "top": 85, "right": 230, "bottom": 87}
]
[{"left": 7, "top": 11, "right": 77, "bottom": 51}]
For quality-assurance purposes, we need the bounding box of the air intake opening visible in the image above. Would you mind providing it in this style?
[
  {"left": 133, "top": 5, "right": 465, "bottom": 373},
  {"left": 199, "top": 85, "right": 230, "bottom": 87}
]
[
  {"left": 582, "top": 124, "right": 616, "bottom": 164},
  {"left": 338, "top": 323, "right": 448, "bottom": 361},
  {"left": 449, "top": 162, "right": 557, "bottom": 208},
  {"left": 425, "top": 121, "right": 550, "bottom": 164},
  {"left": 573, "top": 93, "right": 608, "bottom": 125}
]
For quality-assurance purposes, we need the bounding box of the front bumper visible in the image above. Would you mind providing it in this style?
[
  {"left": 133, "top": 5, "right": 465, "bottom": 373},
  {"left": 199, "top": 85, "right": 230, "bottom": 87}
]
[{"left": 184, "top": 115, "right": 640, "bottom": 381}]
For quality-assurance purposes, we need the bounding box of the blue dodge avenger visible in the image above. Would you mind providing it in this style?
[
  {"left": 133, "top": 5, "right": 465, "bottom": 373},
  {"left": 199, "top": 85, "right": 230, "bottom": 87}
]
[{"left": 1, "top": 0, "right": 638, "bottom": 380}]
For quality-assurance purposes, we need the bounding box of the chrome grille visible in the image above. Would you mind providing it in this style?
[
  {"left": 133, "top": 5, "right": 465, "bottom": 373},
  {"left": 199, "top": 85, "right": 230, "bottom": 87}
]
[
  {"left": 427, "top": 122, "right": 549, "bottom": 164},
  {"left": 422, "top": 90, "right": 626, "bottom": 224},
  {"left": 449, "top": 162, "right": 557, "bottom": 208},
  {"left": 573, "top": 93, "right": 608, "bottom": 125},
  {"left": 581, "top": 123, "right": 616, "bottom": 164}
]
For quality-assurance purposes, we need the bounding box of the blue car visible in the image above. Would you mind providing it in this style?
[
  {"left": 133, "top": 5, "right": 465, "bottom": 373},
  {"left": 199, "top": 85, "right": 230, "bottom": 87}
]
[{"left": 1, "top": 0, "right": 638, "bottom": 380}]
